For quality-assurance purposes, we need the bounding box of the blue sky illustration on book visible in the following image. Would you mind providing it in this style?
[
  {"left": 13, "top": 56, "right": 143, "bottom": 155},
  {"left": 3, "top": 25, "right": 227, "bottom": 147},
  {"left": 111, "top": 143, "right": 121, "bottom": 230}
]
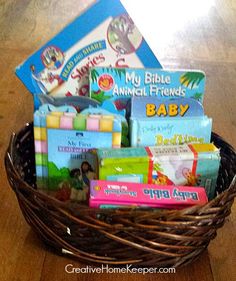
[
  {"left": 90, "top": 68, "right": 205, "bottom": 103},
  {"left": 89, "top": 67, "right": 205, "bottom": 119}
]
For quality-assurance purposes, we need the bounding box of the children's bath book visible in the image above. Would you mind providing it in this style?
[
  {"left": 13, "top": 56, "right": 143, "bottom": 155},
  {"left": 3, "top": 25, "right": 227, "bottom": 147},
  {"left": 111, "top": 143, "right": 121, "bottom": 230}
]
[{"left": 15, "top": 0, "right": 161, "bottom": 109}]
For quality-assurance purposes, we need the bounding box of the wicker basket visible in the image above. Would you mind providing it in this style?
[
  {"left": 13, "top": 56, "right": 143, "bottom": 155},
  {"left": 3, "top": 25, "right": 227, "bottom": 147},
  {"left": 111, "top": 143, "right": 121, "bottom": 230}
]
[{"left": 5, "top": 122, "right": 236, "bottom": 267}]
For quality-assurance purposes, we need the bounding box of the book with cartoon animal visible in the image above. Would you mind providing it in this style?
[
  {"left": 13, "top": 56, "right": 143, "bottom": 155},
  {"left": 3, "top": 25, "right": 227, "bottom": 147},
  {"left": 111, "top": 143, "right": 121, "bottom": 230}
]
[
  {"left": 89, "top": 67, "right": 206, "bottom": 117},
  {"left": 15, "top": 0, "right": 161, "bottom": 109},
  {"left": 96, "top": 143, "right": 220, "bottom": 199}
]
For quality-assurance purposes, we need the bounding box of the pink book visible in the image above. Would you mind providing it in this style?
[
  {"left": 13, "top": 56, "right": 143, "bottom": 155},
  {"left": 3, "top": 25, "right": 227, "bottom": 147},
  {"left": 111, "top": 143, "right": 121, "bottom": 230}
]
[{"left": 89, "top": 180, "right": 208, "bottom": 209}]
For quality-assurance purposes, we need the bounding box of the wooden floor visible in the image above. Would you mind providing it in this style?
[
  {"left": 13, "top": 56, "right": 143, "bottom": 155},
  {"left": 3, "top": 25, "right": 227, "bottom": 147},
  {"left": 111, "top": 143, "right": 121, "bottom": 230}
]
[{"left": 0, "top": 0, "right": 235, "bottom": 280}]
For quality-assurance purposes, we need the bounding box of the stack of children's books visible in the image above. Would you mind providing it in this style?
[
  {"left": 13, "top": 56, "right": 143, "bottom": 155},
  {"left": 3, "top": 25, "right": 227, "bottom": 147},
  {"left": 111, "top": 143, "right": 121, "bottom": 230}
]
[{"left": 15, "top": 0, "right": 220, "bottom": 208}]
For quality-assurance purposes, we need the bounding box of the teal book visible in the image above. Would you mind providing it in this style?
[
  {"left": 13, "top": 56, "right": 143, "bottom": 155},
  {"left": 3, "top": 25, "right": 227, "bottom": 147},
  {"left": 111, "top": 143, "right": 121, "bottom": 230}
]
[
  {"left": 90, "top": 67, "right": 205, "bottom": 116},
  {"left": 130, "top": 116, "right": 212, "bottom": 147}
]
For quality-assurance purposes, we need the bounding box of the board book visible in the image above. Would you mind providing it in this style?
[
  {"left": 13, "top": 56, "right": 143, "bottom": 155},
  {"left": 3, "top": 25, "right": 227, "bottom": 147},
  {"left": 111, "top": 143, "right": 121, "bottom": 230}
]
[
  {"left": 96, "top": 143, "right": 220, "bottom": 199},
  {"left": 34, "top": 104, "right": 122, "bottom": 200},
  {"left": 89, "top": 180, "right": 208, "bottom": 208},
  {"left": 89, "top": 67, "right": 206, "bottom": 115}
]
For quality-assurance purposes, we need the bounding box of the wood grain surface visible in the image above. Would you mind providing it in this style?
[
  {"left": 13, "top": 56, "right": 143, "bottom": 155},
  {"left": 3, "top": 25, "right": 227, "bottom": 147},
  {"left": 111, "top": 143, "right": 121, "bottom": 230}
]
[{"left": 0, "top": 1, "right": 235, "bottom": 281}]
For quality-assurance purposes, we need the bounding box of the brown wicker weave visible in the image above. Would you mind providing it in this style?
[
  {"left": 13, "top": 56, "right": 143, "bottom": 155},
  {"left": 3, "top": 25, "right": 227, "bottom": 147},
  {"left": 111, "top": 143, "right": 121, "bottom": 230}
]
[{"left": 4, "top": 122, "right": 236, "bottom": 267}]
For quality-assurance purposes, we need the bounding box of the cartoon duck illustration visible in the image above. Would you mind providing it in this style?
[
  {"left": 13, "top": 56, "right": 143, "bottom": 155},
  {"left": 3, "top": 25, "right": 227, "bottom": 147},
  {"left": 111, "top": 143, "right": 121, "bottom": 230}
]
[
  {"left": 153, "top": 176, "right": 168, "bottom": 185},
  {"left": 152, "top": 162, "right": 174, "bottom": 186},
  {"left": 153, "top": 171, "right": 174, "bottom": 186}
]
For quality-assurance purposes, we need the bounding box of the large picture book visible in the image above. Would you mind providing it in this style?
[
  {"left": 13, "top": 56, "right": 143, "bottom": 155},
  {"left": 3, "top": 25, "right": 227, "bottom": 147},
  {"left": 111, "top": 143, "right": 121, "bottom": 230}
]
[{"left": 15, "top": 0, "right": 161, "bottom": 109}]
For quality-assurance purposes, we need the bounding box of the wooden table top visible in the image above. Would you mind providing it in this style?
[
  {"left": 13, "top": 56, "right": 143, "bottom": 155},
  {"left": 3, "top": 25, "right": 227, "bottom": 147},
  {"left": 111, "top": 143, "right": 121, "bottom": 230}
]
[{"left": 0, "top": 1, "right": 235, "bottom": 281}]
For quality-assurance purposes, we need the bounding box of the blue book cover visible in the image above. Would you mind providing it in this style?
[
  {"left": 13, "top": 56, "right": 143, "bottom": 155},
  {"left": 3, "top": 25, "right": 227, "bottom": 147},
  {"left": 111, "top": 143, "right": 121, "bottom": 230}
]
[
  {"left": 130, "top": 116, "right": 212, "bottom": 147},
  {"left": 15, "top": 0, "right": 161, "bottom": 109}
]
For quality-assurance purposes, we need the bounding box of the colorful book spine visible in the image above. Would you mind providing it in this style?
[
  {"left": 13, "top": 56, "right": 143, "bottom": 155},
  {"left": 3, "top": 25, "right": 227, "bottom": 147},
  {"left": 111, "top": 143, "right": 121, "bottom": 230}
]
[{"left": 89, "top": 180, "right": 208, "bottom": 208}]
